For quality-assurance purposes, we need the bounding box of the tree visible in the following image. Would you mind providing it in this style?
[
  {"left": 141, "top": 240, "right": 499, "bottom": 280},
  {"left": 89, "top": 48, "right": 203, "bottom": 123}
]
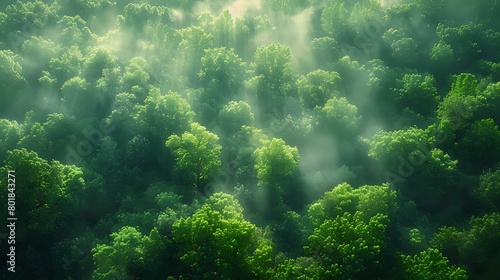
[
  {"left": 92, "top": 227, "right": 170, "bottom": 279},
  {"left": 117, "top": 3, "right": 173, "bottom": 34},
  {"left": 172, "top": 192, "right": 271, "bottom": 279},
  {"left": 307, "top": 183, "right": 397, "bottom": 228},
  {"left": 17, "top": 113, "right": 77, "bottom": 161},
  {"left": 0, "top": 119, "right": 21, "bottom": 162},
  {"left": 120, "top": 56, "right": 151, "bottom": 102},
  {"left": 430, "top": 213, "right": 500, "bottom": 278},
  {"left": 166, "top": 122, "right": 222, "bottom": 194},
  {"left": 429, "top": 41, "right": 455, "bottom": 80},
  {"left": 57, "top": 0, "right": 115, "bottom": 21},
  {"left": 198, "top": 10, "right": 235, "bottom": 48},
  {"left": 20, "top": 36, "right": 59, "bottom": 84},
  {"left": 135, "top": 89, "right": 195, "bottom": 144},
  {"left": 255, "top": 138, "right": 299, "bottom": 188},
  {"left": 297, "top": 69, "right": 342, "bottom": 110},
  {"left": 252, "top": 43, "right": 297, "bottom": 116},
  {"left": 390, "top": 37, "right": 422, "bottom": 68},
  {"left": 391, "top": 73, "right": 440, "bottom": 116},
  {"left": 0, "top": 50, "right": 32, "bottom": 119},
  {"left": 458, "top": 118, "right": 500, "bottom": 173},
  {"left": 449, "top": 73, "right": 480, "bottom": 97},
  {"left": 194, "top": 47, "right": 246, "bottom": 123},
  {"left": 56, "top": 15, "right": 95, "bottom": 49},
  {"left": 461, "top": 213, "right": 500, "bottom": 277},
  {"left": 61, "top": 76, "right": 99, "bottom": 118},
  {"left": 216, "top": 101, "right": 254, "bottom": 135},
  {"left": 320, "top": 1, "right": 350, "bottom": 40},
  {"left": 402, "top": 248, "right": 467, "bottom": 280},
  {"left": 0, "top": 0, "right": 58, "bottom": 47},
  {"left": 52, "top": 229, "right": 98, "bottom": 280},
  {"left": 178, "top": 26, "right": 214, "bottom": 85},
  {"left": 475, "top": 169, "right": 500, "bottom": 210},
  {"left": 48, "top": 45, "right": 83, "bottom": 88},
  {"left": 82, "top": 47, "right": 117, "bottom": 82},
  {"left": 430, "top": 226, "right": 464, "bottom": 264},
  {"left": 199, "top": 47, "right": 245, "bottom": 98},
  {"left": 368, "top": 127, "right": 460, "bottom": 213},
  {"left": 0, "top": 149, "right": 86, "bottom": 238},
  {"left": 310, "top": 37, "right": 344, "bottom": 69},
  {"left": 261, "top": 0, "right": 309, "bottom": 15},
  {"left": 319, "top": 96, "right": 361, "bottom": 138},
  {"left": 305, "top": 212, "right": 390, "bottom": 279}
]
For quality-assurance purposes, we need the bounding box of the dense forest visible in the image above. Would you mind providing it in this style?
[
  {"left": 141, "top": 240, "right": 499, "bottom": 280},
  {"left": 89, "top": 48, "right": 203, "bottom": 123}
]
[{"left": 1, "top": 0, "right": 500, "bottom": 279}]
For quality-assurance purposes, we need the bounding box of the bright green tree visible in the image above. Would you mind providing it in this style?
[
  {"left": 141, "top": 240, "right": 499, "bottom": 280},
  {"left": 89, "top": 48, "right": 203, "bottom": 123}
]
[
  {"left": 319, "top": 96, "right": 361, "bottom": 137},
  {"left": 166, "top": 122, "right": 222, "bottom": 192},
  {"left": 252, "top": 43, "right": 297, "bottom": 115}
]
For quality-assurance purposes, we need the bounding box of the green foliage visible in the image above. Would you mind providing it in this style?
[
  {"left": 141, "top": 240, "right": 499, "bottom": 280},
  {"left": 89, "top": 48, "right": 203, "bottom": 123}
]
[
  {"left": 368, "top": 127, "right": 459, "bottom": 212},
  {"left": 57, "top": 15, "right": 95, "bottom": 48},
  {"left": 391, "top": 73, "right": 440, "bottom": 116},
  {"left": 306, "top": 211, "right": 390, "bottom": 279},
  {"left": 476, "top": 169, "right": 500, "bottom": 210},
  {"left": 136, "top": 89, "right": 195, "bottom": 142},
  {"left": 458, "top": 118, "right": 500, "bottom": 171},
  {"left": 0, "top": 50, "right": 31, "bottom": 118},
  {"left": 0, "top": 149, "right": 86, "bottom": 237},
  {"left": 255, "top": 138, "right": 299, "bottom": 188},
  {"left": 430, "top": 213, "right": 500, "bottom": 277},
  {"left": 2, "top": 1, "right": 500, "bottom": 279},
  {"left": 319, "top": 96, "right": 360, "bottom": 137},
  {"left": 172, "top": 192, "right": 267, "bottom": 279},
  {"left": 178, "top": 26, "right": 214, "bottom": 84},
  {"left": 82, "top": 47, "right": 116, "bottom": 82},
  {"left": 262, "top": 0, "right": 309, "bottom": 15},
  {"left": 48, "top": 45, "right": 83, "bottom": 87},
  {"left": 0, "top": 119, "right": 21, "bottom": 161},
  {"left": 199, "top": 47, "right": 245, "bottom": 96},
  {"left": 166, "top": 122, "right": 222, "bottom": 191},
  {"left": 402, "top": 248, "right": 467, "bottom": 280},
  {"left": 297, "top": 69, "right": 342, "bottom": 110},
  {"left": 307, "top": 183, "right": 397, "bottom": 228},
  {"left": 253, "top": 43, "right": 297, "bottom": 114},
  {"left": 18, "top": 113, "right": 77, "bottom": 160},
  {"left": 195, "top": 47, "right": 246, "bottom": 122},
  {"left": 120, "top": 56, "right": 151, "bottom": 101},
  {"left": 368, "top": 127, "right": 432, "bottom": 170},
  {"left": 61, "top": 77, "right": 99, "bottom": 118},
  {"left": 217, "top": 101, "right": 254, "bottom": 135},
  {"left": 92, "top": 226, "right": 170, "bottom": 279},
  {"left": 321, "top": 2, "right": 349, "bottom": 39},
  {"left": 118, "top": 3, "right": 173, "bottom": 32}
]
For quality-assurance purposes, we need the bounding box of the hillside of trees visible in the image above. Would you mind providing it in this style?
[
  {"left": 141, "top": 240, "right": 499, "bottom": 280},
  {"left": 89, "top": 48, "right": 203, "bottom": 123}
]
[{"left": 1, "top": 0, "right": 500, "bottom": 279}]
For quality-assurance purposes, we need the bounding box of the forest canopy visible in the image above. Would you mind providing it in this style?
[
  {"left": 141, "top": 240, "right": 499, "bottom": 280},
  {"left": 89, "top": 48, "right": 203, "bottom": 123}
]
[{"left": 1, "top": 0, "right": 500, "bottom": 279}]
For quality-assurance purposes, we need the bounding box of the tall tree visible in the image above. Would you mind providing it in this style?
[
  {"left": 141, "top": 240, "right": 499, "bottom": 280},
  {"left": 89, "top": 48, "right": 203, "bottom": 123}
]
[
  {"left": 252, "top": 43, "right": 297, "bottom": 117},
  {"left": 166, "top": 122, "right": 222, "bottom": 196}
]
